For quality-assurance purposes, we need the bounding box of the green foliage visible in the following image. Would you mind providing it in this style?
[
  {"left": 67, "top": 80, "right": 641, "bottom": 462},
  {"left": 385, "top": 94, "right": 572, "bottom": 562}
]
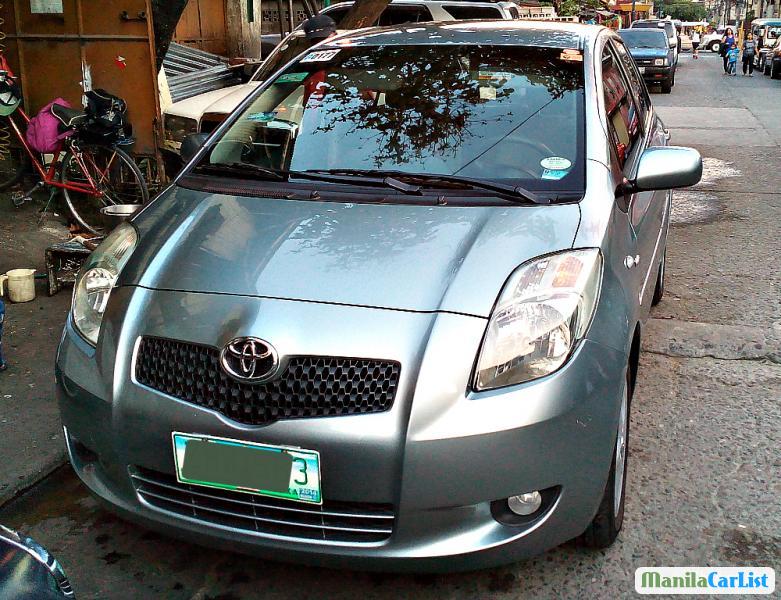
[
  {"left": 540, "top": 0, "right": 605, "bottom": 17},
  {"left": 663, "top": 1, "right": 707, "bottom": 21}
]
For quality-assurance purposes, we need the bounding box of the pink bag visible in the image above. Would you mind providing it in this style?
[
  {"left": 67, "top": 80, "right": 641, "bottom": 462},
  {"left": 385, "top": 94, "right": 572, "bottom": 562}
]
[{"left": 25, "top": 98, "right": 73, "bottom": 153}]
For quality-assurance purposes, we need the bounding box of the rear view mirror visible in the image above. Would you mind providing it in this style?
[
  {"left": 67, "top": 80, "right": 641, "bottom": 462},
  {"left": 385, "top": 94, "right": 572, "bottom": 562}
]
[
  {"left": 181, "top": 132, "right": 209, "bottom": 163},
  {"left": 632, "top": 146, "right": 702, "bottom": 192}
]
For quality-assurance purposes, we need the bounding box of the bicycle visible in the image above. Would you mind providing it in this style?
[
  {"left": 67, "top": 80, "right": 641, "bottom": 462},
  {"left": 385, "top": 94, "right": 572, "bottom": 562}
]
[{"left": 0, "top": 71, "right": 149, "bottom": 235}]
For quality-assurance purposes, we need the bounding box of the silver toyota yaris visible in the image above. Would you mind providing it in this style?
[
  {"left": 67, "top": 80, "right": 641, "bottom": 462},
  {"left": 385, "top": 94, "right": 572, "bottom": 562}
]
[{"left": 56, "top": 21, "right": 701, "bottom": 571}]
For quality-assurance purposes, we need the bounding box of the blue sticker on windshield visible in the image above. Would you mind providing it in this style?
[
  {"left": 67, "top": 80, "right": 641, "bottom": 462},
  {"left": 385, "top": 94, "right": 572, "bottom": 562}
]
[
  {"left": 542, "top": 169, "right": 569, "bottom": 180},
  {"left": 246, "top": 112, "right": 277, "bottom": 122}
]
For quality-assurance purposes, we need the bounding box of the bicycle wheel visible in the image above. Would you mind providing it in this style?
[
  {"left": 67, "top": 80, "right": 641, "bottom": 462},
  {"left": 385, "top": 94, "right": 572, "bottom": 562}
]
[
  {"left": 61, "top": 143, "right": 149, "bottom": 235},
  {"left": 0, "top": 117, "right": 30, "bottom": 191}
]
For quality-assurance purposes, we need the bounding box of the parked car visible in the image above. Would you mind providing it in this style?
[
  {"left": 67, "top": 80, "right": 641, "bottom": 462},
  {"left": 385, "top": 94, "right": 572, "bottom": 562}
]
[
  {"left": 631, "top": 19, "right": 679, "bottom": 64},
  {"left": 59, "top": 21, "right": 701, "bottom": 571},
  {"left": 750, "top": 17, "right": 781, "bottom": 51},
  {"left": 0, "top": 525, "right": 74, "bottom": 599},
  {"left": 163, "top": 0, "right": 520, "bottom": 155},
  {"left": 619, "top": 28, "right": 676, "bottom": 93},
  {"left": 702, "top": 27, "right": 724, "bottom": 52}
]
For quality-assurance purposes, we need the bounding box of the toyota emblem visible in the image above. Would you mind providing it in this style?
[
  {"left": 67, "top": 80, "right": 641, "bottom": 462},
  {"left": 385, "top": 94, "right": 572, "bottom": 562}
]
[{"left": 219, "top": 337, "right": 278, "bottom": 383}]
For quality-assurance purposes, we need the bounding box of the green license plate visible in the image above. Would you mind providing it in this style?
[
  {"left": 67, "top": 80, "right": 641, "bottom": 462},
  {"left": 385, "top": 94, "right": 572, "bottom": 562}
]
[{"left": 172, "top": 433, "right": 322, "bottom": 504}]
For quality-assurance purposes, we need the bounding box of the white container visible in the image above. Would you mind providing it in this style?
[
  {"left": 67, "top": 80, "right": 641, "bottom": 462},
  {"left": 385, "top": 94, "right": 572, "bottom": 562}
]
[{"left": 0, "top": 268, "right": 36, "bottom": 303}]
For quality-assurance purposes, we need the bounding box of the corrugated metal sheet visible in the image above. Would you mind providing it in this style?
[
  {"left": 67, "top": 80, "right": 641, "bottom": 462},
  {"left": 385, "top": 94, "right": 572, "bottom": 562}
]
[{"left": 163, "top": 43, "right": 241, "bottom": 102}]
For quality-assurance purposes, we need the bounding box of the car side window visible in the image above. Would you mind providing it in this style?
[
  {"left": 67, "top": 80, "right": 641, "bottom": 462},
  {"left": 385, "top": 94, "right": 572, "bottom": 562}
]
[
  {"left": 611, "top": 39, "right": 651, "bottom": 123},
  {"left": 378, "top": 5, "right": 434, "bottom": 25},
  {"left": 322, "top": 6, "right": 349, "bottom": 24},
  {"left": 602, "top": 46, "right": 641, "bottom": 169},
  {"left": 441, "top": 4, "right": 503, "bottom": 19}
]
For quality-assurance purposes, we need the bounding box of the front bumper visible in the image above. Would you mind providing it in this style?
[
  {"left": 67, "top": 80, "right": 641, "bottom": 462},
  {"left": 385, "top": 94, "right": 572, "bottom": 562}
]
[
  {"left": 57, "top": 287, "right": 628, "bottom": 571},
  {"left": 639, "top": 66, "right": 672, "bottom": 83}
]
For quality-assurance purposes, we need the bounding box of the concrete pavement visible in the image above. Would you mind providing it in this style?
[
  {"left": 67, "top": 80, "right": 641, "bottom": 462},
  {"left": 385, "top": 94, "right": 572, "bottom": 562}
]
[
  {"left": 0, "top": 200, "right": 70, "bottom": 505},
  {"left": 1, "top": 52, "right": 779, "bottom": 598}
]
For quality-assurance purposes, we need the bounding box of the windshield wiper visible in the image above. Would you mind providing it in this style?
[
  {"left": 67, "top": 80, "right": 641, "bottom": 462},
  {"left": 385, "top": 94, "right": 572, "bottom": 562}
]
[
  {"left": 194, "top": 163, "right": 422, "bottom": 194},
  {"left": 305, "top": 169, "right": 548, "bottom": 205}
]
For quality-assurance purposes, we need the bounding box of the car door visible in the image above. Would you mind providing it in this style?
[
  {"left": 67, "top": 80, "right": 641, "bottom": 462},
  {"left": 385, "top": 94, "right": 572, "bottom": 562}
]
[{"left": 601, "top": 41, "right": 667, "bottom": 314}]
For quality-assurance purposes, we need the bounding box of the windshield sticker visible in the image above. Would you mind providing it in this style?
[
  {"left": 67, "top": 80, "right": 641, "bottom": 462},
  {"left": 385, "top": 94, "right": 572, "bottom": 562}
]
[
  {"left": 541, "top": 157, "right": 572, "bottom": 171},
  {"left": 246, "top": 111, "right": 277, "bottom": 122},
  {"left": 275, "top": 72, "right": 309, "bottom": 84},
  {"left": 542, "top": 169, "right": 569, "bottom": 180},
  {"left": 560, "top": 49, "right": 583, "bottom": 62},
  {"left": 479, "top": 86, "right": 497, "bottom": 100},
  {"left": 300, "top": 49, "right": 341, "bottom": 63}
]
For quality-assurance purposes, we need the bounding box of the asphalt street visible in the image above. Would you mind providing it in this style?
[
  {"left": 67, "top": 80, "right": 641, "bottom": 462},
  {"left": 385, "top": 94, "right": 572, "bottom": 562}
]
[{"left": 1, "top": 51, "right": 779, "bottom": 599}]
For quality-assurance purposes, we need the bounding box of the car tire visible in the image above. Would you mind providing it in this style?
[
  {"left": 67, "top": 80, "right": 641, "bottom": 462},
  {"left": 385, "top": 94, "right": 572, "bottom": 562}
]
[
  {"left": 651, "top": 249, "right": 665, "bottom": 306},
  {"left": 709, "top": 41, "right": 720, "bottom": 52},
  {"left": 661, "top": 78, "right": 672, "bottom": 93},
  {"left": 772, "top": 62, "right": 781, "bottom": 79},
  {"left": 580, "top": 368, "right": 631, "bottom": 549}
]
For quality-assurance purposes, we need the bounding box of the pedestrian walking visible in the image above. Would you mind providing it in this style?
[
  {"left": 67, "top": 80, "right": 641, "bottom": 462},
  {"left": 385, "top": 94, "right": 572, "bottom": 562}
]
[
  {"left": 742, "top": 32, "right": 756, "bottom": 76},
  {"left": 692, "top": 29, "right": 701, "bottom": 59},
  {"left": 727, "top": 43, "right": 740, "bottom": 75},
  {"left": 721, "top": 28, "right": 736, "bottom": 73}
]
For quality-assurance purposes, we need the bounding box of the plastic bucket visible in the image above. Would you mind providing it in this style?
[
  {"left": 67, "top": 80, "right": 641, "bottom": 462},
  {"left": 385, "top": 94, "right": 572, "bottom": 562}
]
[{"left": 0, "top": 268, "right": 36, "bottom": 303}]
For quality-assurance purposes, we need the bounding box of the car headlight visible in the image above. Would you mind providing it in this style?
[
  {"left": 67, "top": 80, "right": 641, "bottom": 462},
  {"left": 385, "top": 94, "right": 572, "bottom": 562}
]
[
  {"left": 163, "top": 115, "right": 198, "bottom": 148},
  {"left": 654, "top": 58, "right": 667, "bottom": 66},
  {"left": 474, "top": 249, "right": 602, "bottom": 391},
  {"left": 72, "top": 223, "right": 138, "bottom": 345}
]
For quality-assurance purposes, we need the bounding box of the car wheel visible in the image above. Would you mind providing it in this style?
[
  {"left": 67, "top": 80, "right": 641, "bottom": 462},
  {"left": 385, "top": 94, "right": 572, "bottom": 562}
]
[
  {"left": 709, "top": 41, "right": 720, "bottom": 52},
  {"left": 580, "top": 368, "right": 631, "bottom": 549},
  {"left": 661, "top": 78, "right": 672, "bottom": 93},
  {"left": 772, "top": 62, "right": 781, "bottom": 79},
  {"left": 651, "top": 249, "right": 665, "bottom": 306}
]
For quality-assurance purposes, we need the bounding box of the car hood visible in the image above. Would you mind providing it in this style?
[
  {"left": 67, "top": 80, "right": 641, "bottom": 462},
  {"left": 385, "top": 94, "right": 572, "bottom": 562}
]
[
  {"left": 164, "top": 83, "right": 259, "bottom": 120},
  {"left": 121, "top": 186, "right": 580, "bottom": 317},
  {"left": 628, "top": 47, "right": 669, "bottom": 59}
]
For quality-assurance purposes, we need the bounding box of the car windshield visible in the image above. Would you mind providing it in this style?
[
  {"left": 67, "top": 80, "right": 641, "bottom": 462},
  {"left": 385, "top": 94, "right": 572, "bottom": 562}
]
[
  {"left": 620, "top": 30, "right": 668, "bottom": 49},
  {"left": 199, "top": 44, "right": 586, "bottom": 194},
  {"left": 633, "top": 21, "right": 672, "bottom": 35}
]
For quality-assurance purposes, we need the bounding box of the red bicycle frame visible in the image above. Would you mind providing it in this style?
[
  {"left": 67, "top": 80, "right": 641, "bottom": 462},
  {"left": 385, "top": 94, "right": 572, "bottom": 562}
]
[{"left": 6, "top": 107, "right": 107, "bottom": 197}]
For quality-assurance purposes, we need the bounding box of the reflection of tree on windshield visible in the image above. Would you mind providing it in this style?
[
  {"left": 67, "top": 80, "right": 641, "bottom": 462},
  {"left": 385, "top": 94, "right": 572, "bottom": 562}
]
[{"left": 306, "top": 46, "right": 582, "bottom": 168}]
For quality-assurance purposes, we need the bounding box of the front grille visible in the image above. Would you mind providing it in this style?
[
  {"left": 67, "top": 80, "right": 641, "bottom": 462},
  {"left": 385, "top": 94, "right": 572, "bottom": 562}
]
[
  {"left": 130, "top": 467, "right": 394, "bottom": 543},
  {"left": 134, "top": 337, "right": 400, "bottom": 426}
]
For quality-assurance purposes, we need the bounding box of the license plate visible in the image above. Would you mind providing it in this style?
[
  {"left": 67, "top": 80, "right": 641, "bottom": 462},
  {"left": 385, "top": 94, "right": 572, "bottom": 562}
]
[
  {"left": 638, "top": 67, "right": 646, "bottom": 74},
  {"left": 172, "top": 433, "right": 322, "bottom": 504}
]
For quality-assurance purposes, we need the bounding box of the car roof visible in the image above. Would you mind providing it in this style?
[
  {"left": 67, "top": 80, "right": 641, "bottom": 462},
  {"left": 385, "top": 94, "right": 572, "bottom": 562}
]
[
  {"left": 633, "top": 19, "right": 674, "bottom": 28},
  {"left": 327, "top": 20, "right": 601, "bottom": 49}
]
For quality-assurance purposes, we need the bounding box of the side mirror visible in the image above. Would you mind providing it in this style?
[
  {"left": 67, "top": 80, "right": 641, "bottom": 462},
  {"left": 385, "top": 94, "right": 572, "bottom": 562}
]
[
  {"left": 630, "top": 146, "right": 702, "bottom": 192},
  {"left": 180, "top": 132, "right": 209, "bottom": 163}
]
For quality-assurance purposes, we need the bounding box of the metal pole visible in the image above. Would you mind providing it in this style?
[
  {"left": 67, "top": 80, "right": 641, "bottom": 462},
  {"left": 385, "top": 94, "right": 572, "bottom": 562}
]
[
  {"left": 631, "top": 0, "right": 636, "bottom": 23},
  {"left": 287, "top": 0, "right": 295, "bottom": 33}
]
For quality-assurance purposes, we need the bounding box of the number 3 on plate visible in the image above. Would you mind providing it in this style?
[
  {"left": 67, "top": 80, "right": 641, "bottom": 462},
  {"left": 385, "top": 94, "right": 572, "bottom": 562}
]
[{"left": 292, "top": 457, "right": 308, "bottom": 485}]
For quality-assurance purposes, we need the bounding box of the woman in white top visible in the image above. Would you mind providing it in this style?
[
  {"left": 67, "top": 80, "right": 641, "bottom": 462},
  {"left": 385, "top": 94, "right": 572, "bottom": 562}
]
[{"left": 692, "top": 30, "right": 701, "bottom": 59}]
